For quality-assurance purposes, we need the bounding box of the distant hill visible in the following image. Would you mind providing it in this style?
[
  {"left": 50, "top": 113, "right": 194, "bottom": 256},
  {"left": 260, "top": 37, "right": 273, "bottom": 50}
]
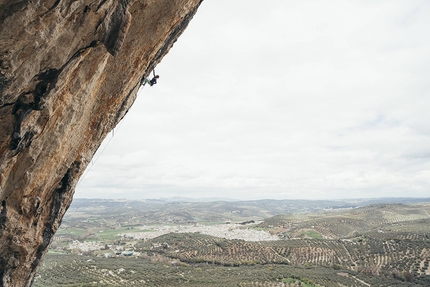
[
  {"left": 35, "top": 200, "right": 430, "bottom": 287},
  {"left": 68, "top": 197, "right": 430, "bottom": 224}
]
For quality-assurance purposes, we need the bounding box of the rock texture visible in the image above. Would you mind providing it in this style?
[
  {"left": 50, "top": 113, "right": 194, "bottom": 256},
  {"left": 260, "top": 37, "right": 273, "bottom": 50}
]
[{"left": 0, "top": 0, "right": 203, "bottom": 286}]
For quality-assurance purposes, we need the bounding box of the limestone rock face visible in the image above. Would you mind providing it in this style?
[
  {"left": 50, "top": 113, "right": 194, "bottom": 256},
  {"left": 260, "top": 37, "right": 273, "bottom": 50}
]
[{"left": 0, "top": 0, "right": 203, "bottom": 285}]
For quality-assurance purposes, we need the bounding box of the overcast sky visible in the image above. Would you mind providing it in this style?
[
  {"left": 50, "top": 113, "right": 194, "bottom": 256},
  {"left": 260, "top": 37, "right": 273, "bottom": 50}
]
[{"left": 75, "top": 0, "right": 430, "bottom": 200}]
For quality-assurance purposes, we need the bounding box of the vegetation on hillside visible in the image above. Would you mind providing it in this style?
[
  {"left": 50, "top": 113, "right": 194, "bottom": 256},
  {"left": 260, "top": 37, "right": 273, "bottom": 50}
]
[{"left": 34, "top": 200, "right": 430, "bottom": 286}]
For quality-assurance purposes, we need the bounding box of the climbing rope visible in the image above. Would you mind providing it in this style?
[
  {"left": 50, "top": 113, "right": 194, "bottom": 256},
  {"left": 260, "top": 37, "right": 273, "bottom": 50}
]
[
  {"left": 78, "top": 69, "right": 156, "bottom": 186},
  {"left": 77, "top": 111, "right": 129, "bottom": 186}
]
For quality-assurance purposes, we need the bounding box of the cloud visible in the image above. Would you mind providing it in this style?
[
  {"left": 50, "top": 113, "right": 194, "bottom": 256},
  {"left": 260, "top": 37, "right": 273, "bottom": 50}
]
[{"left": 76, "top": 0, "right": 430, "bottom": 200}]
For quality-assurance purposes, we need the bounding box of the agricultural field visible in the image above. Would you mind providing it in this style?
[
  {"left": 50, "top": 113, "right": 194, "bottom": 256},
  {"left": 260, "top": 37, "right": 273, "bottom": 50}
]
[
  {"left": 34, "top": 253, "right": 424, "bottom": 287},
  {"left": 34, "top": 198, "right": 430, "bottom": 286}
]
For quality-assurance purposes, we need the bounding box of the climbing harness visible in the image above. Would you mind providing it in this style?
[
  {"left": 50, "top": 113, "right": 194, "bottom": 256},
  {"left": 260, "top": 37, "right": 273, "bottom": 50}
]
[{"left": 140, "top": 69, "right": 159, "bottom": 87}]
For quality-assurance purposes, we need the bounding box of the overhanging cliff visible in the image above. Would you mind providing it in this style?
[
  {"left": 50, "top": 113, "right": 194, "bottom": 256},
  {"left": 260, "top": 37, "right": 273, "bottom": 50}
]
[{"left": 0, "top": 0, "right": 203, "bottom": 286}]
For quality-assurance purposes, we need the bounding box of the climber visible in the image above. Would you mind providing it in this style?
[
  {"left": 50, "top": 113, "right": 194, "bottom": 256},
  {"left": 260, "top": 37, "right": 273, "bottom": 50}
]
[{"left": 141, "top": 75, "right": 159, "bottom": 86}]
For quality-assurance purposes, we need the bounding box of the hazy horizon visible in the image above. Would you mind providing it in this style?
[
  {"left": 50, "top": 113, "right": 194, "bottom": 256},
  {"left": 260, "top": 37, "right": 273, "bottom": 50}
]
[{"left": 73, "top": 195, "right": 430, "bottom": 203}]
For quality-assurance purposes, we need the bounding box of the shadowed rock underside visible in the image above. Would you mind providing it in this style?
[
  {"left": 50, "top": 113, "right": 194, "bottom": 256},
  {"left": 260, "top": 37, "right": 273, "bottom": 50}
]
[{"left": 0, "top": 0, "right": 203, "bottom": 286}]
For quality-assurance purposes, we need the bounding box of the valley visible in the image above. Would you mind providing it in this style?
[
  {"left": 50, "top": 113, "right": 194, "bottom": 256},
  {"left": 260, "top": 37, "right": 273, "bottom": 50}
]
[{"left": 34, "top": 198, "right": 430, "bottom": 286}]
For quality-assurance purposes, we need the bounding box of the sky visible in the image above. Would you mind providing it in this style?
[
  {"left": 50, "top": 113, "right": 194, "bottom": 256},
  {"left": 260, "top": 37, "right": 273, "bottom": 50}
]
[{"left": 75, "top": 0, "right": 430, "bottom": 200}]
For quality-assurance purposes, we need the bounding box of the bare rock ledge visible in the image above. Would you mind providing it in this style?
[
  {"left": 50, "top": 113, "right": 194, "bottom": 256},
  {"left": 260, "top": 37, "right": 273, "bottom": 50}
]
[{"left": 0, "top": 0, "right": 203, "bottom": 286}]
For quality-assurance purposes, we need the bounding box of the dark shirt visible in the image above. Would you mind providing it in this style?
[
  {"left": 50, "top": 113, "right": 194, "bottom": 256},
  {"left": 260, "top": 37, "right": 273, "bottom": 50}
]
[{"left": 149, "top": 77, "right": 158, "bottom": 86}]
